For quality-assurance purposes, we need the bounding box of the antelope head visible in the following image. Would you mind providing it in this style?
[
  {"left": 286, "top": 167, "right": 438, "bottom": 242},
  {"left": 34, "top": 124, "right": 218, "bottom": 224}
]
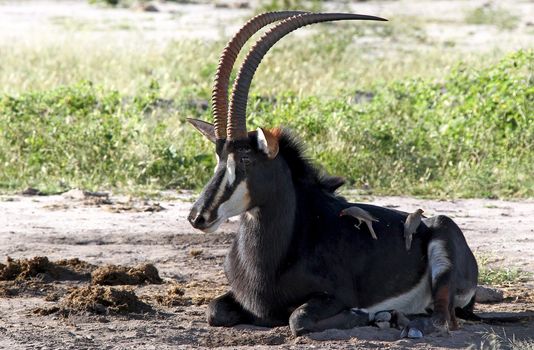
[{"left": 187, "top": 12, "right": 386, "bottom": 233}]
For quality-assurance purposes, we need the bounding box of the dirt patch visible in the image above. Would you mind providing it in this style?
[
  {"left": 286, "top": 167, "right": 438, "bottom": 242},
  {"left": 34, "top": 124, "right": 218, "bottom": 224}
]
[
  {"left": 103, "top": 200, "right": 165, "bottom": 213},
  {"left": 185, "top": 280, "right": 227, "bottom": 306},
  {"left": 62, "top": 285, "right": 151, "bottom": 314},
  {"left": 0, "top": 280, "right": 21, "bottom": 297},
  {"left": 0, "top": 257, "right": 95, "bottom": 282},
  {"left": 91, "top": 263, "right": 163, "bottom": 286},
  {"left": 45, "top": 190, "right": 165, "bottom": 213},
  {"left": 200, "top": 327, "right": 291, "bottom": 347},
  {"left": 152, "top": 283, "right": 188, "bottom": 306},
  {"left": 0, "top": 280, "right": 58, "bottom": 299},
  {"left": 1, "top": 194, "right": 533, "bottom": 349}
]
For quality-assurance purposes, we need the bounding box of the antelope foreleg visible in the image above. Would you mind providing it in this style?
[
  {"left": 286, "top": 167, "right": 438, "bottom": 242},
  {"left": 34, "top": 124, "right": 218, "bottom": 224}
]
[{"left": 289, "top": 294, "right": 368, "bottom": 336}]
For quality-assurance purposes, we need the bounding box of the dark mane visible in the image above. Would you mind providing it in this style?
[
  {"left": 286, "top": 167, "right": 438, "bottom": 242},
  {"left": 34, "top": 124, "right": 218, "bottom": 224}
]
[{"left": 276, "top": 129, "right": 346, "bottom": 193}]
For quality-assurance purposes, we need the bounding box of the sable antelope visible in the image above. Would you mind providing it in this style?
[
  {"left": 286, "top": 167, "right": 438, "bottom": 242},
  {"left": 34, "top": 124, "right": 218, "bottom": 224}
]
[
  {"left": 339, "top": 206, "right": 379, "bottom": 240},
  {"left": 404, "top": 208, "right": 424, "bottom": 250},
  {"left": 187, "top": 12, "right": 479, "bottom": 337}
]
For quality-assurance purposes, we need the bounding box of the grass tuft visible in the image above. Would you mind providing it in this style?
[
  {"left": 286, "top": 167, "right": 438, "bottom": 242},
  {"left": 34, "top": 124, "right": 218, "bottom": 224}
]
[
  {"left": 465, "top": 4, "right": 520, "bottom": 30},
  {"left": 477, "top": 254, "right": 531, "bottom": 286}
]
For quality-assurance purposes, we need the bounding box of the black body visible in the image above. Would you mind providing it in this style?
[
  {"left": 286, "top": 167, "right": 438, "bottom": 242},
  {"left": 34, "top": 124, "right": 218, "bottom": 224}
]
[{"left": 189, "top": 129, "right": 479, "bottom": 335}]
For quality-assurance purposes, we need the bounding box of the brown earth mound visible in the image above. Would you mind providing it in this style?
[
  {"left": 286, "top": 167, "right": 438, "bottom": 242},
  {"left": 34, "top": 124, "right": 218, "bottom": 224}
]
[
  {"left": 0, "top": 257, "right": 95, "bottom": 282},
  {"left": 91, "top": 263, "right": 162, "bottom": 286},
  {"left": 62, "top": 285, "right": 151, "bottom": 314}
]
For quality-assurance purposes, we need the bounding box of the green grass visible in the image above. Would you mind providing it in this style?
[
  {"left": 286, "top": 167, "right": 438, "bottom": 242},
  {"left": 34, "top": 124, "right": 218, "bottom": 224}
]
[
  {"left": 477, "top": 254, "right": 531, "bottom": 286},
  {"left": 0, "top": 20, "right": 473, "bottom": 98},
  {"left": 465, "top": 4, "right": 520, "bottom": 30},
  {"left": 0, "top": 48, "right": 532, "bottom": 197}
]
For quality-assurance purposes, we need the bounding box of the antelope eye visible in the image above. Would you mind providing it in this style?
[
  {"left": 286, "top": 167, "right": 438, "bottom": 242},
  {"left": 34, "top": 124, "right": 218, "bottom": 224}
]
[{"left": 237, "top": 146, "right": 251, "bottom": 154}]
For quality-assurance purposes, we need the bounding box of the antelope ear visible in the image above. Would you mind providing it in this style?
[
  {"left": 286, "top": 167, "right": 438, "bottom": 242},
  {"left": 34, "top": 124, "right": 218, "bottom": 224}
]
[
  {"left": 322, "top": 176, "right": 346, "bottom": 193},
  {"left": 187, "top": 118, "right": 217, "bottom": 143},
  {"left": 256, "top": 128, "right": 279, "bottom": 159}
]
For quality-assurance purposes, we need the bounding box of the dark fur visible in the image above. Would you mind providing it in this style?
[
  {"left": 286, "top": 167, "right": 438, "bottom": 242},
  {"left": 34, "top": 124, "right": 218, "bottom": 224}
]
[{"left": 191, "top": 129, "right": 478, "bottom": 334}]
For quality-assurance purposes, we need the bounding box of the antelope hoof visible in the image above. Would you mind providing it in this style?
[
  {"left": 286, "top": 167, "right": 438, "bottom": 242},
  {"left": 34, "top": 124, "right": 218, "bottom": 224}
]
[
  {"left": 400, "top": 318, "right": 434, "bottom": 339},
  {"left": 207, "top": 292, "right": 249, "bottom": 327}
]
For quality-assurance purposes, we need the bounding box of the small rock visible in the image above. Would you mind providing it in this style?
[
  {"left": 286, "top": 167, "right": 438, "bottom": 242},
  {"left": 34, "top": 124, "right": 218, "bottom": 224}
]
[
  {"left": 476, "top": 285, "right": 504, "bottom": 303},
  {"left": 408, "top": 328, "right": 423, "bottom": 339},
  {"left": 62, "top": 189, "right": 85, "bottom": 200}
]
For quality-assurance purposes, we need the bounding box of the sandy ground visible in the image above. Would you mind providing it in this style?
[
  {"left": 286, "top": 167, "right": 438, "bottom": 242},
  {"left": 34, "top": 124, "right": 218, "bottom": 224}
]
[{"left": 0, "top": 192, "right": 533, "bottom": 349}]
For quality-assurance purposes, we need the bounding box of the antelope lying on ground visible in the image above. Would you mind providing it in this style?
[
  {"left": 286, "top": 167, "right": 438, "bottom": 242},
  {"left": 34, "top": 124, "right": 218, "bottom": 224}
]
[{"left": 187, "top": 12, "right": 479, "bottom": 337}]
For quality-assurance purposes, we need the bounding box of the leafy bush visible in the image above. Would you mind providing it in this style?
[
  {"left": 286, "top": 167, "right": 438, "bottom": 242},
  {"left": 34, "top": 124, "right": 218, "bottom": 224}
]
[
  {"left": 250, "top": 50, "right": 533, "bottom": 197},
  {"left": 0, "top": 81, "right": 212, "bottom": 192},
  {"left": 0, "top": 50, "right": 531, "bottom": 197}
]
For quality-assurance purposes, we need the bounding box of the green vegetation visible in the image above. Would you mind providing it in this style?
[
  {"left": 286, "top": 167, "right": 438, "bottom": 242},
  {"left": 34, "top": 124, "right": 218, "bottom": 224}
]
[
  {"left": 477, "top": 254, "right": 531, "bottom": 286},
  {"left": 0, "top": 49, "right": 532, "bottom": 197},
  {"left": 89, "top": 0, "right": 120, "bottom": 6},
  {"left": 256, "top": 0, "right": 323, "bottom": 13},
  {"left": 465, "top": 4, "right": 520, "bottom": 30}
]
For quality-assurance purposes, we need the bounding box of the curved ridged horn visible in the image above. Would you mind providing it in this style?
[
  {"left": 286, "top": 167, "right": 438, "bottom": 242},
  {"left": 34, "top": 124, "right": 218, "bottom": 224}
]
[
  {"left": 211, "top": 11, "right": 307, "bottom": 140},
  {"left": 227, "top": 13, "right": 387, "bottom": 140}
]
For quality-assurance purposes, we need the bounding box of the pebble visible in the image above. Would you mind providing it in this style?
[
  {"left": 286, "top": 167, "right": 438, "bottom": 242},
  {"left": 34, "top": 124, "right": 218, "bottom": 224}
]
[{"left": 476, "top": 285, "right": 504, "bottom": 303}]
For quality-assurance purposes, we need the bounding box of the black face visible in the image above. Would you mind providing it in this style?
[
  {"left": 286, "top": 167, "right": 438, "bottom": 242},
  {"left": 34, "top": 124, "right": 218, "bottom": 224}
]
[{"left": 188, "top": 131, "right": 283, "bottom": 233}]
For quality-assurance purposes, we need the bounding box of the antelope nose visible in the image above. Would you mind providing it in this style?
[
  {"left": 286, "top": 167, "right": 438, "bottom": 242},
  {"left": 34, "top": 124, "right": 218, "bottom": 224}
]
[{"left": 188, "top": 208, "right": 206, "bottom": 229}]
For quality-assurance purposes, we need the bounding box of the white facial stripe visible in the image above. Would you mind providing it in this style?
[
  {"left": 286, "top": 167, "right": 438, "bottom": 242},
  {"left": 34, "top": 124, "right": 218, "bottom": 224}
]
[
  {"left": 227, "top": 153, "right": 236, "bottom": 186},
  {"left": 363, "top": 269, "right": 432, "bottom": 319},
  {"left": 428, "top": 240, "right": 452, "bottom": 284},
  {"left": 256, "top": 128, "right": 269, "bottom": 155},
  {"left": 208, "top": 168, "right": 228, "bottom": 212},
  {"left": 217, "top": 181, "right": 250, "bottom": 221},
  {"left": 214, "top": 154, "right": 220, "bottom": 174}
]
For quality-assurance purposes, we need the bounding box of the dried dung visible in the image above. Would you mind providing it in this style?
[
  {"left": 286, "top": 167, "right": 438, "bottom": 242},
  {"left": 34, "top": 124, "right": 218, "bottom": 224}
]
[
  {"left": 0, "top": 257, "right": 95, "bottom": 282},
  {"left": 153, "top": 284, "right": 189, "bottom": 307},
  {"left": 0, "top": 256, "right": 51, "bottom": 281},
  {"left": 476, "top": 285, "right": 504, "bottom": 303},
  {"left": 91, "top": 263, "right": 162, "bottom": 286},
  {"left": 62, "top": 285, "right": 150, "bottom": 314}
]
